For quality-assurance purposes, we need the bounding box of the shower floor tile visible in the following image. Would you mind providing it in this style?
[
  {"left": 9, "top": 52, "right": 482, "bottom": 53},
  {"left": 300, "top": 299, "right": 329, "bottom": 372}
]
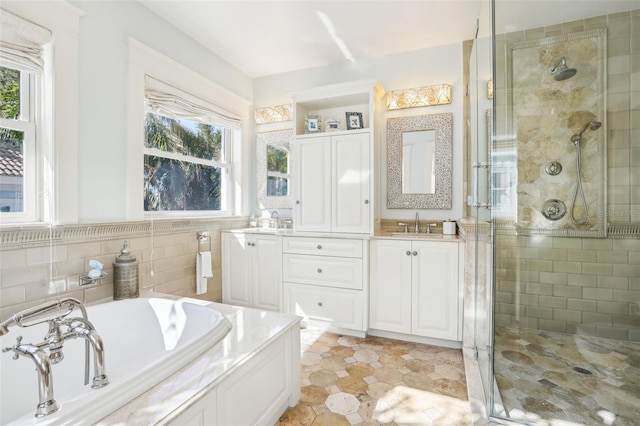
[
  {"left": 495, "top": 326, "right": 640, "bottom": 426},
  {"left": 277, "top": 327, "right": 471, "bottom": 425}
]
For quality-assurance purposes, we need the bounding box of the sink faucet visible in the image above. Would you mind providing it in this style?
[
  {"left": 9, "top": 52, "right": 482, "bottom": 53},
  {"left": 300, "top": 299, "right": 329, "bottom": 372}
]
[
  {"left": 415, "top": 212, "right": 420, "bottom": 233},
  {"left": 1, "top": 297, "right": 109, "bottom": 417},
  {"left": 271, "top": 211, "right": 280, "bottom": 229}
]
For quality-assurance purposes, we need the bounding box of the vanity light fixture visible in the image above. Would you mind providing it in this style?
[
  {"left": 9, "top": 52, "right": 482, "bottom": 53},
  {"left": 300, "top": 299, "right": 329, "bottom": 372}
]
[
  {"left": 254, "top": 103, "right": 293, "bottom": 124},
  {"left": 386, "top": 84, "right": 451, "bottom": 110},
  {"left": 487, "top": 79, "right": 494, "bottom": 99}
]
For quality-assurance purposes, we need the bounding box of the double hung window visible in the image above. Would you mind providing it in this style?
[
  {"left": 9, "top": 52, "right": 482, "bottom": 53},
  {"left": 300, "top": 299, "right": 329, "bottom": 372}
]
[
  {"left": 0, "top": 11, "right": 50, "bottom": 223},
  {"left": 143, "top": 77, "right": 238, "bottom": 215}
]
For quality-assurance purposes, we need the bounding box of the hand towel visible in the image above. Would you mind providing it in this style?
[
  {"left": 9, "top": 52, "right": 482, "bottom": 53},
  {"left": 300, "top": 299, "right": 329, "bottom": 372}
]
[{"left": 197, "top": 251, "right": 213, "bottom": 295}]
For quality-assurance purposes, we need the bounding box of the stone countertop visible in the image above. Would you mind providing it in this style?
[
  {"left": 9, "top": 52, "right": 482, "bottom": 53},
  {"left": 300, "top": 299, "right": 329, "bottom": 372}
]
[
  {"left": 372, "top": 231, "right": 462, "bottom": 242},
  {"left": 97, "top": 294, "right": 301, "bottom": 425},
  {"left": 224, "top": 228, "right": 373, "bottom": 240}
]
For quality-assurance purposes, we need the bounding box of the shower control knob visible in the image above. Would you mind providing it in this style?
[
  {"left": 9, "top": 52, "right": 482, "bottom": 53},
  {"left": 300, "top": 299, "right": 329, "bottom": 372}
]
[{"left": 545, "top": 160, "right": 562, "bottom": 176}]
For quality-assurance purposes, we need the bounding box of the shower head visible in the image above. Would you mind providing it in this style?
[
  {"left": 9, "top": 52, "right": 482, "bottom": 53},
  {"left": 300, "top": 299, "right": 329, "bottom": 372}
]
[
  {"left": 571, "top": 120, "right": 602, "bottom": 144},
  {"left": 549, "top": 57, "right": 577, "bottom": 81}
]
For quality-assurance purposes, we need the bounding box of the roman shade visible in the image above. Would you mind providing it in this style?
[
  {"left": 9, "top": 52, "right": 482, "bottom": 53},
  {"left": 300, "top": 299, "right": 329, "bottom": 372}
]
[{"left": 0, "top": 9, "right": 52, "bottom": 74}]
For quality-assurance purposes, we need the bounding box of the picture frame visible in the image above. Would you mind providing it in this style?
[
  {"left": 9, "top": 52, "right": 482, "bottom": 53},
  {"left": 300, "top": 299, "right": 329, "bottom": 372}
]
[
  {"left": 325, "top": 119, "right": 340, "bottom": 132},
  {"left": 345, "top": 112, "right": 363, "bottom": 130},
  {"left": 305, "top": 114, "right": 321, "bottom": 133}
]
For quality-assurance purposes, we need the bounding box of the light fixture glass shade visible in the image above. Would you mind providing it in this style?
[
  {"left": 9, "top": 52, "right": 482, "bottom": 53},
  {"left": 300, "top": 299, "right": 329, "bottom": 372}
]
[
  {"left": 254, "top": 103, "right": 293, "bottom": 124},
  {"left": 386, "top": 84, "right": 451, "bottom": 110},
  {"left": 487, "top": 80, "right": 494, "bottom": 99}
]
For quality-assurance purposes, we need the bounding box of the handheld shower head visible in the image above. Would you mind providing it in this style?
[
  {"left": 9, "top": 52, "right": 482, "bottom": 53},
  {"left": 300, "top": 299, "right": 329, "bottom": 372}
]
[
  {"left": 571, "top": 120, "right": 602, "bottom": 144},
  {"left": 549, "top": 57, "right": 577, "bottom": 81}
]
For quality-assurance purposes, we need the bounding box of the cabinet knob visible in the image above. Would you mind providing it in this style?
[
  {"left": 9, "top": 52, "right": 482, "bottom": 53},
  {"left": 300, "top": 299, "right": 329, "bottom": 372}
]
[
  {"left": 317, "top": 302, "right": 323, "bottom": 307},
  {"left": 317, "top": 268, "right": 322, "bottom": 273},
  {"left": 406, "top": 251, "right": 411, "bottom": 256},
  {"left": 412, "top": 251, "right": 418, "bottom": 256},
  {"left": 364, "top": 199, "right": 369, "bottom": 204},
  {"left": 317, "top": 245, "right": 322, "bottom": 249},
  {"left": 296, "top": 200, "right": 300, "bottom": 204}
]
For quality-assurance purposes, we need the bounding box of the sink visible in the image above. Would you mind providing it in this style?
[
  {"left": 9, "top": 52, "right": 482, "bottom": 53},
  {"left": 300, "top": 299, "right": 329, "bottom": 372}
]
[{"left": 389, "top": 233, "right": 444, "bottom": 239}]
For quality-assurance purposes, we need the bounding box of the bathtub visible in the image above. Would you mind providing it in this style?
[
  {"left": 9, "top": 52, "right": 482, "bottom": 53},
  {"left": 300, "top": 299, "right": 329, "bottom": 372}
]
[{"left": 0, "top": 296, "right": 232, "bottom": 425}]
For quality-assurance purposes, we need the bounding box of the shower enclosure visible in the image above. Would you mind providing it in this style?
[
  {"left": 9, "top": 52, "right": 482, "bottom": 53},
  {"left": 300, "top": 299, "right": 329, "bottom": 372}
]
[{"left": 469, "top": 1, "right": 640, "bottom": 425}]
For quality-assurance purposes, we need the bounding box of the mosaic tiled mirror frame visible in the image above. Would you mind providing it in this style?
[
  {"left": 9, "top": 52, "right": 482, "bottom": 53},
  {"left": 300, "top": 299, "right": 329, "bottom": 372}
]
[
  {"left": 256, "top": 129, "right": 293, "bottom": 209},
  {"left": 387, "top": 113, "right": 453, "bottom": 209},
  {"left": 507, "top": 29, "right": 607, "bottom": 238}
]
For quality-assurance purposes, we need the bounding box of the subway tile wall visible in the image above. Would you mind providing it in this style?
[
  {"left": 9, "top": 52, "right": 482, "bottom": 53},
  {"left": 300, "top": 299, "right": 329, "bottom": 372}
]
[
  {"left": 494, "top": 10, "right": 640, "bottom": 342},
  {"left": 494, "top": 234, "right": 640, "bottom": 342},
  {"left": 0, "top": 218, "right": 247, "bottom": 319}
]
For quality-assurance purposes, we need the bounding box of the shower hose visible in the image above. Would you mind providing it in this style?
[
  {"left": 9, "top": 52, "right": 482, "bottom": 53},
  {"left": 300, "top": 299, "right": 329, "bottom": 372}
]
[{"left": 570, "top": 140, "right": 588, "bottom": 225}]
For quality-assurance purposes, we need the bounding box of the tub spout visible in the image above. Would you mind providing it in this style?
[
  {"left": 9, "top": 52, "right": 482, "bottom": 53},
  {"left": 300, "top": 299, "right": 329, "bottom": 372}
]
[
  {"left": 62, "top": 317, "right": 109, "bottom": 388},
  {"left": 2, "top": 336, "right": 60, "bottom": 417}
]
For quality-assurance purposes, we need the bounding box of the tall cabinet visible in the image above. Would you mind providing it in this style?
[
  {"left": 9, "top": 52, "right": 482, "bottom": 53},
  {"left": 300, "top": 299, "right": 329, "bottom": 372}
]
[{"left": 283, "top": 80, "right": 384, "bottom": 336}]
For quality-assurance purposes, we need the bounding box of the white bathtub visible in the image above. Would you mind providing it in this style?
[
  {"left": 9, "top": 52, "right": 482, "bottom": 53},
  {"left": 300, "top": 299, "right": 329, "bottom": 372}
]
[{"left": 0, "top": 296, "right": 232, "bottom": 425}]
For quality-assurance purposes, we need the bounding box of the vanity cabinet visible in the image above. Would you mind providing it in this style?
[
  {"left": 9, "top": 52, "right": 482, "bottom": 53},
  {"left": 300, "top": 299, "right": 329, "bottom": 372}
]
[
  {"left": 283, "top": 236, "right": 367, "bottom": 335},
  {"left": 370, "top": 239, "right": 462, "bottom": 342},
  {"left": 222, "top": 232, "right": 282, "bottom": 312},
  {"left": 295, "top": 132, "right": 370, "bottom": 233}
]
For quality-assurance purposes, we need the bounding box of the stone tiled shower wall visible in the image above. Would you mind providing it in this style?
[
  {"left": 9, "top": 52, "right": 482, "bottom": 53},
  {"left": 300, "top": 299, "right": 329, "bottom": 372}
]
[
  {"left": 494, "top": 10, "right": 640, "bottom": 342},
  {"left": 0, "top": 218, "right": 247, "bottom": 319}
]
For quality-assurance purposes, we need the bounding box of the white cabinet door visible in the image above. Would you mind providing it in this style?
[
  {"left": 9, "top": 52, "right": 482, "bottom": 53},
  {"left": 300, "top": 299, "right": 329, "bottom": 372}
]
[
  {"left": 222, "top": 233, "right": 282, "bottom": 311},
  {"left": 222, "top": 233, "right": 252, "bottom": 307},
  {"left": 369, "top": 240, "right": 412, "bottom": 334},
  {"left": 252, "top": 234, "right": 282, "bottom": 312},
  {"left": 332, "top": 133, "right": 370, "bottom": 233},
  {"left": 295, "top": 136, "right": 331, "bottom": 232},
  {"left": 411, "top": 241, "right": 460, "bottom": 340}
]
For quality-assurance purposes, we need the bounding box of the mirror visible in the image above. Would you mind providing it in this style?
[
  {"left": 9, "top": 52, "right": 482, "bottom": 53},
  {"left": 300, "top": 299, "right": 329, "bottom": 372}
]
[
  {"left": 387, "top": 113, "right": 452, "bottom": 209},
  {"left": 402, "top": 130, "right": 436, "bottom": 194},
  {"left": 257, "top": 129, "right": 293, "bottom": 209}
]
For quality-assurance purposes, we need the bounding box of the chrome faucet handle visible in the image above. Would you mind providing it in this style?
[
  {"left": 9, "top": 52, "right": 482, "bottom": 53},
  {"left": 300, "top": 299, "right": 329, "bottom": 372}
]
[
  {"left": 426, "top": 223, "right": 438, "bottom": 233},
  {"left": 3, "top": 335, "right": 24, "bottom": 359},
  {"left": 397, "top": 222, "right": 409, "bottom": 233}
]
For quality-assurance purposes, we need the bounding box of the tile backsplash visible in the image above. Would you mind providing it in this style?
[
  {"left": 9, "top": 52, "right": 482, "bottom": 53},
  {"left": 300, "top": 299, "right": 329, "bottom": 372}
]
[{"left": 0, "top": 218, "right": 247, "bottom": 318}]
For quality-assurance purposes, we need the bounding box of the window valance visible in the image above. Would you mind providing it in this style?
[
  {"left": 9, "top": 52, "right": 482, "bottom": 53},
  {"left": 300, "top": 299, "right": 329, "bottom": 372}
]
[
  {"left": 145, "top": 75, "right": 242, "bottom": 130},
  {"left": 0, "top": 9, "right": 52, "bottom": 74}
]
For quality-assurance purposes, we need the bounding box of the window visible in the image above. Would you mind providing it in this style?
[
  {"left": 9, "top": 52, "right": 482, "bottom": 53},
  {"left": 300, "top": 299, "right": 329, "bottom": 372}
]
[
  {"left": 144, "top": 113, "right": 230, "bottom": 212},
  {"left": 0, "top": 10, "right": 51, "bottom": 223},
  {"left": 1, "top": 66, "right": 37, "bottom": 216},
  {"left": 143, "top": 76, "right": 239, "bottom": 215}
]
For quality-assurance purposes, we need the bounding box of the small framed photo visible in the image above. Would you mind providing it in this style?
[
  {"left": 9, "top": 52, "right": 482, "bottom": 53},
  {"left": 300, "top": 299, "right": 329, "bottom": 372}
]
[
  {"left": 305, "top": 114, "right": 321, "bottom": 133},
  {"left": 325, "top": 119, "right": 340, "bottom": 132},
  {"left": 345, "top": 112, "right": 363, "bottom": 130}
]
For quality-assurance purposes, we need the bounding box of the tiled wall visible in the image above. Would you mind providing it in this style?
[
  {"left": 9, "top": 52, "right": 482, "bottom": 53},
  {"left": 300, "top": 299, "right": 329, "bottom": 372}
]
[
  {"left": 0, "top": 218, "right": 246, "bottom": 319},
  {"left": 494, "top": 10, "right": 640, "bottom": 342},
  {"left": 494, "top": 232, "right": 640, "bottom": 342}
]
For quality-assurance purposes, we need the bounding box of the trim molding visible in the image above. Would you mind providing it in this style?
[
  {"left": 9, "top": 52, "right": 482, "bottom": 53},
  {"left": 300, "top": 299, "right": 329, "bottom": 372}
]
[{"left": 0, "top": 217, "right": 248, "bottom": 250}]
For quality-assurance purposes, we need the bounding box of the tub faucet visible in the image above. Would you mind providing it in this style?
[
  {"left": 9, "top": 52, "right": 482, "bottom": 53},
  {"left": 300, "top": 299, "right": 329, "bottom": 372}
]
[
  {"left": 0, "top": 298, "right": 109, "bottom": 417},
  {"left": 2, "top": 336, "right": 59, "bottom": 417}
]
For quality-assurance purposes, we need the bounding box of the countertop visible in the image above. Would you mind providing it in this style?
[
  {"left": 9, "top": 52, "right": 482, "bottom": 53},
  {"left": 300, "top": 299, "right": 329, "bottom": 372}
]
[{"left": 224, "top": 228, "right": 462, "bottom": 242}]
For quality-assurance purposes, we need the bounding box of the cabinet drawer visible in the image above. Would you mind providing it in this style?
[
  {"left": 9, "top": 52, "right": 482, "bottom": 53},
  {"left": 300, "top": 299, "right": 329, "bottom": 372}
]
[
  {"left": 283, "top": 254, "right": 363, "bottom": 290},
  {"left": 284, "top": 282, "right": 363, "bottom": 330},
  {"left": 283, "top": 237, "right": 363, "bottom": 258}
]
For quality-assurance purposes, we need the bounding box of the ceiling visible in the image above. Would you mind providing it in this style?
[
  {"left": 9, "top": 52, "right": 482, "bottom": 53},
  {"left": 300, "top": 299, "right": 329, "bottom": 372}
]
[{"left": 139, "top": 0, "right": 483, "bottom": 78}]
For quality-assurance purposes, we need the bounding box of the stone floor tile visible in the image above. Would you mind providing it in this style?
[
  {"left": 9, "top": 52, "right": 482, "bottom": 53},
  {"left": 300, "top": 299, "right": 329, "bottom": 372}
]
[
  {"left": 346, "top": 412, "right": 363, "bottom": 425},
  {"left": 301, "top": 384, "right": 329, "bottom": 406},
  {"left": 326, "top": 392, "right": 360, "bottom": 415},
  {"left": 309, "top": 370, "right": 339, "bottom": 387},
  {"left": 353, "top": 349, "right": 379, "bottom": 363},
  {"left": 311, "top": 412, "right": 350, "bottom": 426},
  {"left": 302, "top": 352, "right": 324, "bottom": 366}
]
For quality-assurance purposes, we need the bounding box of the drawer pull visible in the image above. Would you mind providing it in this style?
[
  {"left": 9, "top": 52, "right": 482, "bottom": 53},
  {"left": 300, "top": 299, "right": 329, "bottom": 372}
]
[
  {"left": 412, "top": 251, "right": 418, "bottom": 256},
  {"left": 317, "top": 268, "right": 322, "bottom": 273},
  {"left": 317, "top": 245, "right": 322, "bottom": 249},
  {"left": 364, "top": 199, "right": 369, "bottom": 204},
  {"left": 317, "top": 302, "right": 323, "bottom": 307},
  {"left": 406, "top": 250, "right": 411, "bottom": 256}
]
